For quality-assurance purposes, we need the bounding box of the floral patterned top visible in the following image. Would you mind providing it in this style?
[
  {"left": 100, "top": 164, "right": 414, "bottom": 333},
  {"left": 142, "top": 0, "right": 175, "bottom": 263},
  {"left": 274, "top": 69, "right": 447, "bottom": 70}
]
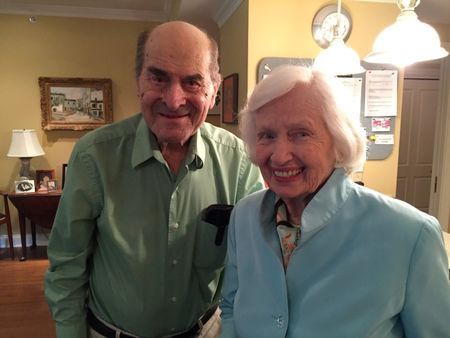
[{"left": 275, "top": 198, "right": 301, "bottom": 270}]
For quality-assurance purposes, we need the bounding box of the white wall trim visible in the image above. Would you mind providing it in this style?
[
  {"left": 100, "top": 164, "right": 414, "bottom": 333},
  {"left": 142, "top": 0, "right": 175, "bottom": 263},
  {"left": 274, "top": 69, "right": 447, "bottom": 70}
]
[
  {"left": 431, "top": 42, "right": 450, "bottom": 231},
  {"left": 404, "top": 61, "right": 441, "bottom": 80},
  {"left": 0, "top": 233, "right": 48, "bottom": 248},
  {"left": 213, "top": 0, "right": 243, "bottom": 27},
  {"left": 0, "top": 3, "right": 168, "bottom": 22}
]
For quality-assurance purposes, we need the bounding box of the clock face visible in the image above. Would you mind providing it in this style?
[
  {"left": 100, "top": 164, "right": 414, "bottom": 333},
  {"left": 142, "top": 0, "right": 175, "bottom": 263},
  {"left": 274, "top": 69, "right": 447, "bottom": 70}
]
[{"left": 312, "top": 5, "right": 352, "bottom": 48}]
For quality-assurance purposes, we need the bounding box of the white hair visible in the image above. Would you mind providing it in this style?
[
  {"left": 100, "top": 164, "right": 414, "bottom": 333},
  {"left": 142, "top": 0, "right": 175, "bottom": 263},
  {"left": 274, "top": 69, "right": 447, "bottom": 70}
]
[{"left": 239, "top": 65, "right": 366, "bottom": 174}]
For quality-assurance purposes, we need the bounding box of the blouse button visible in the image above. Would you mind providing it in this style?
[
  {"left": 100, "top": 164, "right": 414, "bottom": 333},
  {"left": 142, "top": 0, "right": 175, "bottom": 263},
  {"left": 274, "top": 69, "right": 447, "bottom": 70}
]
[{"left": 275, "top": 316, "right": 284, "bottom": 327}]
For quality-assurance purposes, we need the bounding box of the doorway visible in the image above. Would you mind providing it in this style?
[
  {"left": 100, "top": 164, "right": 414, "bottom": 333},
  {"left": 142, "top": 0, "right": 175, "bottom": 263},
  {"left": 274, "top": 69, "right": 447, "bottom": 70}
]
[
  {"left": 396, "top": 53, "right": 450, "bottom": 232},
  {"left": 396, "top": 76, "right": 440, "bottom": 213}
]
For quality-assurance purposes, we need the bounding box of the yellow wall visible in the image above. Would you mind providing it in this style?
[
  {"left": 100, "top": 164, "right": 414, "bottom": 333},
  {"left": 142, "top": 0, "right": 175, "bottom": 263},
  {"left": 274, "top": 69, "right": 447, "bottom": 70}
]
[
  {"left": 219, "top": 1, "right": 249, "bottom": 136},
  {"left": 220, "top": 0, "right": 402, "bottom": 196},
  {"left": 0, "top": 14, "right": 232, "bottom": 236},
  {"left": 0, "top": 14, "right": 154, "bottom": 231},
  {"left": 1, "top": 7, "right": 448, "bottom": 236}
]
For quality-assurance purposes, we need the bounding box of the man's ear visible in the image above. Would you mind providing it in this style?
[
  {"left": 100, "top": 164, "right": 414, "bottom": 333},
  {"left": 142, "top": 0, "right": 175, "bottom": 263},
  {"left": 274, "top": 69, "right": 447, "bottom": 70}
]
[{"left": 136, "top": 82, "right": 141, "bottom": 98}]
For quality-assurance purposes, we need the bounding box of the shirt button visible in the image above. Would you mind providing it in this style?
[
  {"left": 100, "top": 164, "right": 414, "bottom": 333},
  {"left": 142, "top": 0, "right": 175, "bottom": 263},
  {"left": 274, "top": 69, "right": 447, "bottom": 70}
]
[
  {"left": 275, "top": 316, "right": 284, "bottom": 327},
  {"left": 171, "top": 296, "right": 177, "bottom": 302},
  {"left": 172, "top": 259, "right": 178, "bottom": 266}
]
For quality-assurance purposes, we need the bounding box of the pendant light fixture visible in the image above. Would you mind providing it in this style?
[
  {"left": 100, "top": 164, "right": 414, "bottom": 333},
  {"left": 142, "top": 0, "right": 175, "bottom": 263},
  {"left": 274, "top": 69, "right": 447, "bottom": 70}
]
[
  {"left": 364, "top": 0, "right": 448, "bottom": 66},
  {"left": 313, "top": 0, "right": 365, "bottom": 76}
]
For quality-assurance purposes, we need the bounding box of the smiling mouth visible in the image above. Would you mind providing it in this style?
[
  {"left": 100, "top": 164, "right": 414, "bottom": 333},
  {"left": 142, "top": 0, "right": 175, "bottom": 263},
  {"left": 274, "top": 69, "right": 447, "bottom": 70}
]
[
  {"left": 273, "top": 169, "right": 303, "bottom": 178},
  {"left": 160, "top": 113, "right": 189, "bottom": 119}
]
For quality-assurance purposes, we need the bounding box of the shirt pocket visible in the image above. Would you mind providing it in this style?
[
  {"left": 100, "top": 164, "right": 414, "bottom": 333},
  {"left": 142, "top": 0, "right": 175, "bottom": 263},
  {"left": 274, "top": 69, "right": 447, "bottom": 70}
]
[
  {"left": 194, "top": 220, "right": 228, "bottom": 269},
  {"left": 194, "top": 220, "right": 228, "bottom": 304}
]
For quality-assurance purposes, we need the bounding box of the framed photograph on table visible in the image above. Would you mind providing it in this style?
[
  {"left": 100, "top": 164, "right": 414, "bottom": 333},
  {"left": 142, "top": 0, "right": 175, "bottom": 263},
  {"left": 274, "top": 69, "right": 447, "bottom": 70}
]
[
  {"left": 39, "top": 77, "right": 113, "bottom": 131},
  {"left": 36, "top": 169, "right": 55, "bottom": 192},
  {"left": 47, "top": 179, "right": 58, "bottom": 192},
  {"left": 222, "top": 73, "right": 239, "bottom": 124}
]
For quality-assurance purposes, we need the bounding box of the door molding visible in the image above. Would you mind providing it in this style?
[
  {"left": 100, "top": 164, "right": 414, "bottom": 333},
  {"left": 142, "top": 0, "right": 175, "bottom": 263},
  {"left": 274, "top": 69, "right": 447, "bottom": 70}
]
[{"left": 430, "top": 42, "right": 450, "bottom": 231}]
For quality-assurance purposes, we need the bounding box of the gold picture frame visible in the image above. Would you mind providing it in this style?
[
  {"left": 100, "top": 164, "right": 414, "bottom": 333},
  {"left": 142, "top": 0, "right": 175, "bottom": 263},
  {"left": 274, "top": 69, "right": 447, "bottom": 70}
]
[{"left": 39, "top": 77, "right": 113, "bottom": 130}]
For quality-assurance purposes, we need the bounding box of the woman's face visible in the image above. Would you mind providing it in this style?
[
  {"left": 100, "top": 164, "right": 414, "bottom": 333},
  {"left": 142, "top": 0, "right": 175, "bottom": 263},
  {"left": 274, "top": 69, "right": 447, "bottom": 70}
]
[{"left": 253, "top": 85, "right": 336, "bottom": 202}]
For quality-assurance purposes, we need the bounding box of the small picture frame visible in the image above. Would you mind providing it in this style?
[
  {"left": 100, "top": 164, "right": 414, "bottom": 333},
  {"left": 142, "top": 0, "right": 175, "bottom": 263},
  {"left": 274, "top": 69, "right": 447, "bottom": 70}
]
[
  {"left": 47, "top": 179, "right": 58, "bottom": 192},
  {"left": 222, "top": 73, "right": 239, "bottom": 124},
  {"left": 62, "top": 163, "right": 68, "bottom": 189},
  {"left": 15, "top": 180, "right": 35, "bottom": 193},
  {"left": 36, "top": 169, "right": 55, "bottom": 192}
]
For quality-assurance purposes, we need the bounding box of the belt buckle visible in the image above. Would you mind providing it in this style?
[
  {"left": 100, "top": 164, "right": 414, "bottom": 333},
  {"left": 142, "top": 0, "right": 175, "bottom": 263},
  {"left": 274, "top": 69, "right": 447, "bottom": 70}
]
[{"left": 196, "top": 317, "right": 204, "bottom": 333}]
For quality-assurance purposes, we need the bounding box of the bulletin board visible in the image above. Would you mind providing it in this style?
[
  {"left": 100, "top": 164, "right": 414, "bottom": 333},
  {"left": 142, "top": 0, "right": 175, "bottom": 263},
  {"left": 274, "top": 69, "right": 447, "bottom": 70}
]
[{"left": 257, "top": 57, "right": 399, "bottom": 160}]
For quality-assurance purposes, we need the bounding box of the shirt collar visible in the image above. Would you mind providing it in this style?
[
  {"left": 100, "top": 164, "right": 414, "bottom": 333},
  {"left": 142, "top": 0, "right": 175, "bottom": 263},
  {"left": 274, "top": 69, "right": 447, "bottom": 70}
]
[
  {"left": 131, "top": 116, "right": 158, "bottom": 168},
  {"left": 260, "top": 168, "right": 351, "bottom": 239},
  {"left": 131, "top": 115, "right": 205, "bottom": 169},
  {"left": 188, "top": 127, "right": 205, "bottom": 169}
]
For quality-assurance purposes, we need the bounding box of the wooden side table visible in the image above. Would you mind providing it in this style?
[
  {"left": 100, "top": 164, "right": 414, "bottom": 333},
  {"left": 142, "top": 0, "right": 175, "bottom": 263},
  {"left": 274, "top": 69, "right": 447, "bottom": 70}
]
[{"left": 8, "top": 191, "right": 61, "bottom": 260}]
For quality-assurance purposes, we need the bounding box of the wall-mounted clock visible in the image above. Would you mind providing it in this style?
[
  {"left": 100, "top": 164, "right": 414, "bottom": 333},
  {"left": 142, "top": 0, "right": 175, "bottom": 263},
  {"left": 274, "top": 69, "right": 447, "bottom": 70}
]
[{"left": 312, "top": 4, "right": 352, "bottom": 48}]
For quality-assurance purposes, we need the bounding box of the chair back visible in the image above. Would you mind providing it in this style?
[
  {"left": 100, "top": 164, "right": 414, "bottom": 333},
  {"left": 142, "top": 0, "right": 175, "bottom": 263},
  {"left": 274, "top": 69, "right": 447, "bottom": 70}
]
[{"left": 0, "top": 191, "right": 14, "bottom": 258}]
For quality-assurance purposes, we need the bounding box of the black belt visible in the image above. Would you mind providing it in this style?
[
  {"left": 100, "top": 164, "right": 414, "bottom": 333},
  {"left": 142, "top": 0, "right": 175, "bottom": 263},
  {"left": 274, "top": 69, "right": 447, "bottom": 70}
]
[{"left": 87, "top": 305, "right": 218, "bottom": 338}]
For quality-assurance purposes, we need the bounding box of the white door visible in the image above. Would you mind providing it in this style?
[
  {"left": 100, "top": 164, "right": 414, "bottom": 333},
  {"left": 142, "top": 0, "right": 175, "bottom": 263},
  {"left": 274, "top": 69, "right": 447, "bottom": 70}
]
[{"left": 396, "top": 79, "right": 440, "bottom": 213}]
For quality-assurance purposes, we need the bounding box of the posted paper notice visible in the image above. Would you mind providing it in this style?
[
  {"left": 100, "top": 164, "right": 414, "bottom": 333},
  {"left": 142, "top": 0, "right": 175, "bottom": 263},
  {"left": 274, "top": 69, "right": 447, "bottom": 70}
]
[{"left": 364, "top": 70, "right": 397, "bottom": 117}]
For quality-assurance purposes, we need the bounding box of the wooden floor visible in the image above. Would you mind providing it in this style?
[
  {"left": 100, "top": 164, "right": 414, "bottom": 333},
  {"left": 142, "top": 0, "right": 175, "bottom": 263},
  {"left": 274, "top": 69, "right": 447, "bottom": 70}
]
[{"left": 0, "top": 246, "right": 56, "bottom": 338}]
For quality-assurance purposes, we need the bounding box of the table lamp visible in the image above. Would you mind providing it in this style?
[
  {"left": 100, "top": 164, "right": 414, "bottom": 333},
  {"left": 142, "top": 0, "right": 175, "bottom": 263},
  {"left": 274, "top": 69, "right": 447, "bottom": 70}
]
[{"left": 7, "top": 129, "right": 45, "bottom": 179}]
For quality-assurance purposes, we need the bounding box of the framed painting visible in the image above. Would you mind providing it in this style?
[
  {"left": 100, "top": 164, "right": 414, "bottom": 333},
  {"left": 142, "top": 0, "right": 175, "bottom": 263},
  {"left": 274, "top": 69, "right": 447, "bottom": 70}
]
[
  {"left": 222, "top": 73, "right": 239, "bottom": 124},
  {"left": 39, "top": 77, "right": 113, "bottom": 130}
]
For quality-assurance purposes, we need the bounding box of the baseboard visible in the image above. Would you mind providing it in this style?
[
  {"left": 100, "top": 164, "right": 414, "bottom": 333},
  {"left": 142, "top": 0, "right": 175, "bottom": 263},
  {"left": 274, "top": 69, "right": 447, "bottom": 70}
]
[{"left": 0, "top": 233, "right": 49, "bottom": 248}]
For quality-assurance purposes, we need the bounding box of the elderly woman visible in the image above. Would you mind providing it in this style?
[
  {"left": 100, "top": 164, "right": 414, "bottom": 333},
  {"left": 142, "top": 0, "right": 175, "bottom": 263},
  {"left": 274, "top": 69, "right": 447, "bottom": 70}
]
[{"left": 219, "top": 65, "right": 450, "bottom": 338}]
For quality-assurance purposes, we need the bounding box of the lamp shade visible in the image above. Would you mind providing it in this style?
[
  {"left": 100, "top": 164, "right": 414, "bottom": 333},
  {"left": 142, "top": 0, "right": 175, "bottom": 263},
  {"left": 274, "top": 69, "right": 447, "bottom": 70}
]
[
  {"left": 7, "top": 129, "right": 45, "bottom": 158},
  {"left": 313, "top": 37, "right": 366, "bottom": 76},
  {"left": 364, "top": 7, "right": 448, "bottom": 66}
]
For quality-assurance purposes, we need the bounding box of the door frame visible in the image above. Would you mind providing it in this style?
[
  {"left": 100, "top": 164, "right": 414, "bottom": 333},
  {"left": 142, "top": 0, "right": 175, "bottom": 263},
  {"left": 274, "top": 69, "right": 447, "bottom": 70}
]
[{"left": 430, "top": 42, "right": 450, "bottom": 232}]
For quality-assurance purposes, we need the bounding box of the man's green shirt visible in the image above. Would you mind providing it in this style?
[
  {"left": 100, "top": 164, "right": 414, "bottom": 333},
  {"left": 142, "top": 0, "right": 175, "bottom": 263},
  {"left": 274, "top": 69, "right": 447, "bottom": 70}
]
[{"left": 44, "top": 114, "right": 264, "bottom": 338}]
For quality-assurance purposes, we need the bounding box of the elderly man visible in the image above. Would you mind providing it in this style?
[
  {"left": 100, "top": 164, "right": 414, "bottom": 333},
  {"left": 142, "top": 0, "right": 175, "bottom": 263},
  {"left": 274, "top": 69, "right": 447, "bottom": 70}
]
[{"left": 45, "top": 21, "right": 263, "bottom": 338}]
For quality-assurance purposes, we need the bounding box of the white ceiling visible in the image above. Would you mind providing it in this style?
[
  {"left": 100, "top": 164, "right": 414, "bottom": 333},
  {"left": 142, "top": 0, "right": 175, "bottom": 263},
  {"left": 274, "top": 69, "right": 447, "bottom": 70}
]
[
  {"left": 0, "top": 0, "right": 243, "bottom": 40},
  {"left": 0, "top": 0, "right": 448, "bottom": 37},
  {"left": 0, "top": 0, "right": 240, "bottom": 28}
]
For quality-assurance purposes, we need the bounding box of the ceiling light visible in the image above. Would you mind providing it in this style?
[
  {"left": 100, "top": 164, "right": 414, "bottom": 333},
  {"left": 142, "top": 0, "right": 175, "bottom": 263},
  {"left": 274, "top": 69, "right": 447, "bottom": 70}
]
[
  {"left": 313, "top": 0, "right": 365, "bottom": 76},
  {"left": 364, "top": 0, "right": 448, "bottom": 66}
]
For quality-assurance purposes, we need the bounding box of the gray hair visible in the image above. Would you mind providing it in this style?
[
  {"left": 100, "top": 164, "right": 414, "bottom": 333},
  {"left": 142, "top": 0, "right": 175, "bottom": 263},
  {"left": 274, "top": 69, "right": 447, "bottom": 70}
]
[
  {"left": 239, "top": 65, "right": 366, "bottom": 174},
  {"left": 134, "top": 27, "right": 221, "bottom": 87}
]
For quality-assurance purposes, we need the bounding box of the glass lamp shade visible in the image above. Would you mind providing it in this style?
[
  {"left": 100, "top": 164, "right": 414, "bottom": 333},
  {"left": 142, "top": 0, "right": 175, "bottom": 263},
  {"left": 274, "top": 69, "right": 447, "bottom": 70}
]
[
  {"left": 364, "top": 10, "right": 449, "bottom": 66},
  {"left": 313, "top": 37, "right": 366, "bottom": 76}
]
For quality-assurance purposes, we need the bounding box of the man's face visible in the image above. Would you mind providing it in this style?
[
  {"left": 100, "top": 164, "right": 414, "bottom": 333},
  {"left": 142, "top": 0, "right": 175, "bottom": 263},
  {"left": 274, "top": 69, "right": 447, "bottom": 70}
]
[{"left": 137, "top": 25, "right": 217, "bottom": 146}]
